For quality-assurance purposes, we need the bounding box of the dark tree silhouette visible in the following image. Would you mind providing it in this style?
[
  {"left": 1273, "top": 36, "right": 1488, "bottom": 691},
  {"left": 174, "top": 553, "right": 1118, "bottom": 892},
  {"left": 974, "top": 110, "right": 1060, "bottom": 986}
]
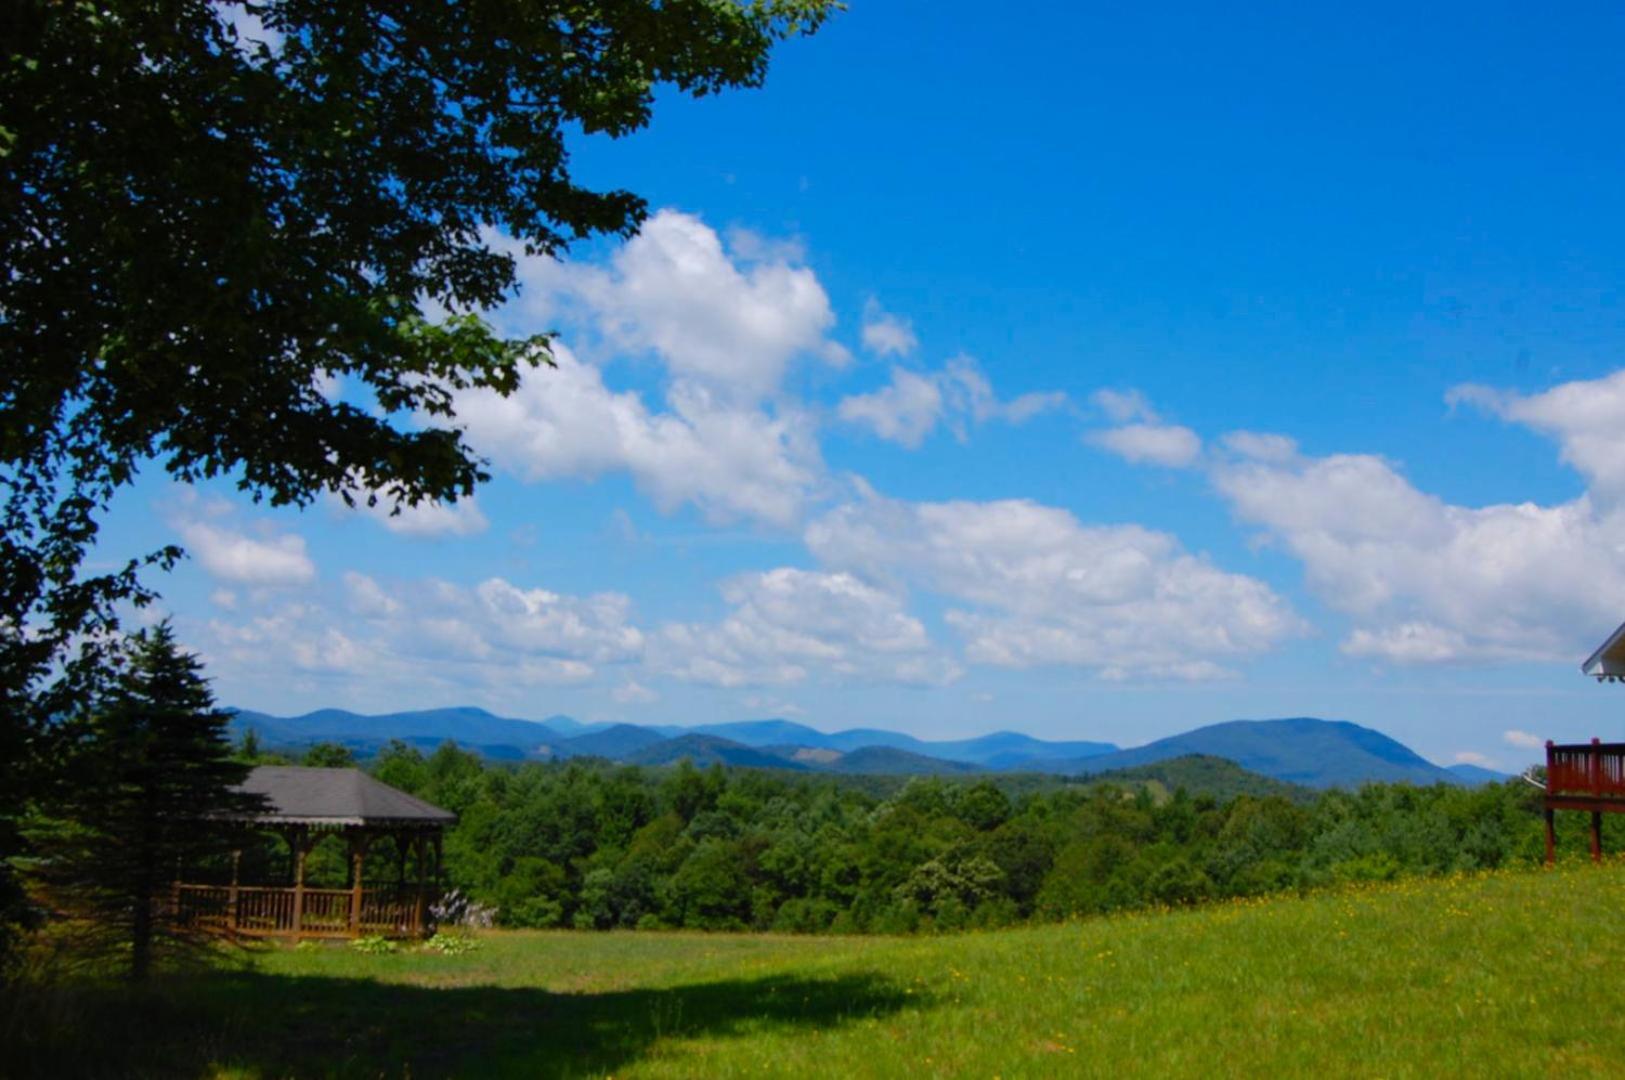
[{"left": 34, "top": 624, "right": 264, "bottom": 980}]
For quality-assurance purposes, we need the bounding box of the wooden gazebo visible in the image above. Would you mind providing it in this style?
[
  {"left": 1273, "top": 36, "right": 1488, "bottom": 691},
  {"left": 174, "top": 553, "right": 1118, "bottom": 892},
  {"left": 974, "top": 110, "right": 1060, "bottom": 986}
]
[{"left": 169, "top": 766, "right": 456, "bottom": 939}]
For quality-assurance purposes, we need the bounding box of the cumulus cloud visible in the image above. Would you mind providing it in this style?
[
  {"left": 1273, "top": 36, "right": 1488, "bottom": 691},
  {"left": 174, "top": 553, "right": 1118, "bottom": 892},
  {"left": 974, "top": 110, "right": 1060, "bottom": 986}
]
[
  {"left": 1504, "top": 729, "right": 1544, "bottom": 749},
  {"left": 1453, "top": 751, "right": 1497, "bottom": 768},
  {"left": 860, "top": 298, "right": 919, "bottom": 357},
  {"left": 455, "top": 343, "right": 823, "bottom": 527},
  {"left": 838, "top": 356, "right": 1064, "bottom": 448},
  {"left": 349, "top": 495, "right": 489, "bottom": 538},
  {"left": 1086, "top": 388, "right": 1202, "bottom": 467},
  {"left": 612, "top": 680, "right": 659, "bottom": 705},
  {"left": 453, "top": 211, "right": 843, "bottom": 528},
  {"left": 651, "top": 567, "right": 958, "bottom": 688},
  {"left": 205, "top": 571, "right": 640, "bottom": 696},
  {"left": 1450, "top": 369, "right": 1625, "bottom": 503},
  {"left": 836, "top": 368, "right": 944, "bottom": 448},
  {"left": 805, "top": 493, "right": 1300, "bottom": 679},
  {"left": 513, "top": 209, "right": 842, "bottom": 400},
  {"left": 1211, "top": 437, "right": 1625, "bottom": 664},
  {"left": 1092, "top": 424, "right": 1203, "bottom": 468},
  {"left": 175, "top": 516, "right": 316, "bottom": 587}
]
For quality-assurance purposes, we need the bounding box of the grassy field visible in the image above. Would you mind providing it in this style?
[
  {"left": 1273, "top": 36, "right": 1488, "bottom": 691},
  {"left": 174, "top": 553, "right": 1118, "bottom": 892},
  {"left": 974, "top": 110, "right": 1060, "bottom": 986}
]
[{"left": 9, "top": 861, "right": 1625, "bottom": 1078}]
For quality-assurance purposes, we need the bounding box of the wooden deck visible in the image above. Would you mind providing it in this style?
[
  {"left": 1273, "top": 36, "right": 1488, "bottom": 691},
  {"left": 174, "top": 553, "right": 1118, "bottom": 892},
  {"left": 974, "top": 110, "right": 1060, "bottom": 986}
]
[
  {"left": 169, "top": 883, "right": 437, "bottom": 939},
  {"left": 1544, "top": 739, "right": 1625, "bottom": 862}
]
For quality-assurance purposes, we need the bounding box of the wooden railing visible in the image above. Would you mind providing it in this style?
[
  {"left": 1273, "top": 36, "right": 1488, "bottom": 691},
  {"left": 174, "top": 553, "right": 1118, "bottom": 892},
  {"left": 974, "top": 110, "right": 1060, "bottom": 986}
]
[
  {"left": 1546, "top": 740, "right": 1625, "bottom": 800},
  {"left": 169, "top": 884, "right": 435, "bottom": 939}
]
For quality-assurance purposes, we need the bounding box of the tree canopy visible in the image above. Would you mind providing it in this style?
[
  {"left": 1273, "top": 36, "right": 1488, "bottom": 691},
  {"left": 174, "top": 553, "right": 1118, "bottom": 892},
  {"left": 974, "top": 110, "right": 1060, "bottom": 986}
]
[{"left": 0, "top": 0, "right": 834, "bottom": 965}]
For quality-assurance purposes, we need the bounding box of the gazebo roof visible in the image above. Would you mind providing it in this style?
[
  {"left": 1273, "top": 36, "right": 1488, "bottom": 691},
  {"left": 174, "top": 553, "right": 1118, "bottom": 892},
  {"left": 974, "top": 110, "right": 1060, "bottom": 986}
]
[
  {"left": 1583, "top": 620, "right": 1625, "bottom": 681},
  {"left": 235, "top": 766, "right": 456, "bottom": 828}
]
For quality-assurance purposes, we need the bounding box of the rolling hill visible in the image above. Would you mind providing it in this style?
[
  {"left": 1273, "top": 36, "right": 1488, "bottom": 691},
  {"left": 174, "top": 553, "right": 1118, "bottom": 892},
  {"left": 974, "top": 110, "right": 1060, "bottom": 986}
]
[
  {"left": 554, "top": 723, "right": 670, "bottom": 760},
  {"left": 625, "top": 734, "right": 815, "bottom": 771},
  {"left": 1047, "top": 717, "right": 1463, "bottom": 788}
]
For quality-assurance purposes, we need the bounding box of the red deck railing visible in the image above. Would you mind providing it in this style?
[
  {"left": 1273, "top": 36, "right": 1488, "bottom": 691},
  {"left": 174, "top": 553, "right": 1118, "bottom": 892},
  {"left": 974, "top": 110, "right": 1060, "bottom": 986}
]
[
  {"left": 1543, "top": 738, "right": 1625, "bottom": 864},
  {"left": 1546, "top": 739, "right": 1625, "bottom": 800},
  {"left": 168, "top": 884, "right": 436, "bottom": 939}
]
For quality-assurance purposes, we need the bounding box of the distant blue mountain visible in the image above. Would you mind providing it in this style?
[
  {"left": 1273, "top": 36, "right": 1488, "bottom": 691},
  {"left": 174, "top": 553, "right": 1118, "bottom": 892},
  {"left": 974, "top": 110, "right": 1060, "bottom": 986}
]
[
  {"left": 1445, "top": 763, "right": 1511, "bottom": 786},
  {"left": 1045, "top": 718, "right": 1462, "bottom": 789},
  {"left": 227, "top": 706, "right": 1470, "bottom": 788},
  {"left": 626, "top": 734, "right": 814, "bottom": 771},
  {"left": 691, "top": 719, "right": 834, "bottom": 746},
  {"left": 691, "top": 720, "right": 1116, "bottom": 766},
  {"left": 556, "top": 724, "right": 670, "bottom": 760},
  {"left": 826, "top": 746, "right": 983, "bottom": 775},
  {"left": 228, "top": 706, "right": 563, "bottom": 754}
]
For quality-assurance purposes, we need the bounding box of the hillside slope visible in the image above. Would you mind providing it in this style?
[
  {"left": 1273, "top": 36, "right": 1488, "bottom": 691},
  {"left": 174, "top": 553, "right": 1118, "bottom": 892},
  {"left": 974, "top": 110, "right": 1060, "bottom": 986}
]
[
  {"left": 20, "top": 864, "right": 1625, "bottom": 1077},
  {"left": 1049, "top": 717, "right": 1460, "bottom": 787}
]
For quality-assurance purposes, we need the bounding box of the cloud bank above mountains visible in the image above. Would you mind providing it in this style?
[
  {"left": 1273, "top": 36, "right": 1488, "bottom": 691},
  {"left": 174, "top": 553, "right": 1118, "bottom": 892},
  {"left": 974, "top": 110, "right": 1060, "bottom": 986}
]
[{"left": 151, "top": 210, "right": 1625, "bottom": 724}]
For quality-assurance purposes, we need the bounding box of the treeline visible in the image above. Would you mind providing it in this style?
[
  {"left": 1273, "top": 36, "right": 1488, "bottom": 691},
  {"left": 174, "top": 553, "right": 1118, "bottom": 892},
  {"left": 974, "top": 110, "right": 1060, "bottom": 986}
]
[{"left": 339, "top": 740, "right": 1572, "bottom": 934}]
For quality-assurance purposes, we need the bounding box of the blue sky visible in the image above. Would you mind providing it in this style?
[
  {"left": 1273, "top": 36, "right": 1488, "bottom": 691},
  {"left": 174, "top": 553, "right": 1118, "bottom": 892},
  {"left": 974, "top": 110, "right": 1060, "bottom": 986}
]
[{"left": 102, "top": 2, "right": 1625, "bottom": 767}]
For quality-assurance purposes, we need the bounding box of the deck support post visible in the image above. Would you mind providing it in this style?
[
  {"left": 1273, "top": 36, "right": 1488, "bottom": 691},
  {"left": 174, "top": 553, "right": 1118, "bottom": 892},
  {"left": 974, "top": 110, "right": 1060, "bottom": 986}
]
[
  {"left": 1544, "top": 807, "right": 1556, "bottom": 865},
  {"left": 1592, "top": 811, "right": 1604, "bottom": 863}
]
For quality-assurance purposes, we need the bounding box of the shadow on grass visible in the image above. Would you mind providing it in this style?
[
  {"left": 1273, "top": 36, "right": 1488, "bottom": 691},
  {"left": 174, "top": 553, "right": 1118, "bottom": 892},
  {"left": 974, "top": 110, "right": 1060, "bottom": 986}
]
[{"left": 3, "top": 966, "right": 927, "bottom": 1079}]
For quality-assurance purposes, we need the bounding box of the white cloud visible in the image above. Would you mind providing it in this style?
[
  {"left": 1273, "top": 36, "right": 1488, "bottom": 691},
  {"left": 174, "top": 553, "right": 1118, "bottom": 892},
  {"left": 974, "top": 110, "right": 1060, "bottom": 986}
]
[
  {"left": 455, "top": 343, "right": 823, "bottom": 527},
  {"left": 1092, "top": 388, "right": 1156, "bottom": 424},
  {"left": 1504, "top": 729, "right": 1544, "bottom": 749},
  {"left": 652, "top": 567, "right": 958, "bottom": 688},
  {"left": 1091, "top": 423, "right": 1203, "bottom": 468},
  {"left": 1211, "top": 440, "right": 1625, "bottom": 664},
  {"left": 805, "top": 494, "right": 1300, "bottom": 678},
  {"left": 343, "top": 571, "right": 402, "bottom": 618},
  {"left": 204, "top": 572, "right": 640, "bottom": 693},
  {"left": 176, "top": 517, "right": 316, "bottom": 587},
  {"left": 1221, "top": 430, "right": 1299, "bottom": 463},
  {"left": 519, "top": 209, "right": 841, "bottom": 400},
  {"left": 1453, "top": 751, "right": 1497, "bottom": 768},
  {"left": 1087, "top": 388, "right": 1202, "bottom": 468},
  {"left": 836, "top": 368, "right": 943, "bottom": 448},
  {"left": 612, "top": 680, "right": 659, "bottom": 705},
  {"left": 215, "top": 2, "right": 285, "bottom": 57},
  {"left": 350, "top": 495, "right": 489, "bottom": 538},
  {"left": 1451, "top": 369, "right": 1625, "bottom": 503},
  {"left": 860, "top": 298, "right": 918, "bottom": 357},
  {"left": 838, "top": 355, "right": 1064, "bottom": 448}
]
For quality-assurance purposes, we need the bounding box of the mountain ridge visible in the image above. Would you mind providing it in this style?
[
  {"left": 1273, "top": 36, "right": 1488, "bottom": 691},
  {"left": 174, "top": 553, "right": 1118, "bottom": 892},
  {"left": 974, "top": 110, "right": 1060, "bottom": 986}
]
[{"left": 226, "top": 707, "right": 1495, "bottom": 788}]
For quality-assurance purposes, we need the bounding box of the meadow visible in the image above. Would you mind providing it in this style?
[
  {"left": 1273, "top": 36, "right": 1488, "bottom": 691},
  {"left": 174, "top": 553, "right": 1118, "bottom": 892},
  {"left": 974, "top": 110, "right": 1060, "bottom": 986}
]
[{"left": 7, "top": 859, "right": 1625, "bottom": 1078}]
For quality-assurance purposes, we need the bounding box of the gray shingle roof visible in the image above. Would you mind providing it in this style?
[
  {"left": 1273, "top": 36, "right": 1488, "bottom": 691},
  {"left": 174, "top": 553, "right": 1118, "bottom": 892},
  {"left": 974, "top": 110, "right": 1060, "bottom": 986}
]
[{"left": 235, "top": 766, "right": 456, "bottom": 826}]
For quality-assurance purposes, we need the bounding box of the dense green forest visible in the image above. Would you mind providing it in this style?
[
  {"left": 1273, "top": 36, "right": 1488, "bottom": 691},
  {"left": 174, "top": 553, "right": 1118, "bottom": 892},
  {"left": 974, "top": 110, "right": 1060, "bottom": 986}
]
[{"left": 251, "top": 740, "right": 1573, "bottom": 934}]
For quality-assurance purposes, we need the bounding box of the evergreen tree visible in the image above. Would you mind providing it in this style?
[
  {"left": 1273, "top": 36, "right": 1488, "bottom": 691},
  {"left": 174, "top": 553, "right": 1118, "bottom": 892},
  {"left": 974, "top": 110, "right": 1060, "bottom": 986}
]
[{"left": 35, "top": 624, "right": 264, "bottom": 981}]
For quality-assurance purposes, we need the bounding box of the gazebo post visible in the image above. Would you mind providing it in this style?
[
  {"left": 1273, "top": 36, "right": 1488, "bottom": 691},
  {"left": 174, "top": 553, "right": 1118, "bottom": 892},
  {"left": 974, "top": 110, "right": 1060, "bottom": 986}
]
[
  {"left": 228, "top": 848, "right": 241, "bottom": 933},
  {"left": 348, "top": 830, "right": 371, "bottom": 936},
  {"left": 412, "top": 832, "right": 428, "bottom": 937},
  {"left": 291, "top": 826, "right": 309, "bottom": 939}
]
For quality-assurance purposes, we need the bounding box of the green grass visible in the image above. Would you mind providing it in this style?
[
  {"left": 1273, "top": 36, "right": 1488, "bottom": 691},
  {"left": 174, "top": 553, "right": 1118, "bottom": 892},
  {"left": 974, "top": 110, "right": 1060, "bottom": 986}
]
[{"left": 10, "top": 861, "right": 1625, "bottom": 1077}]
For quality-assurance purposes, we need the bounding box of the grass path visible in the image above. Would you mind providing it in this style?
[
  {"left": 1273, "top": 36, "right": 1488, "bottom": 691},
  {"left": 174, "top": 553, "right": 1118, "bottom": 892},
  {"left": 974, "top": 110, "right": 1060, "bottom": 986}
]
[{"left": 11, "top": 862, "right": 1625, "bottom": 1077}]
